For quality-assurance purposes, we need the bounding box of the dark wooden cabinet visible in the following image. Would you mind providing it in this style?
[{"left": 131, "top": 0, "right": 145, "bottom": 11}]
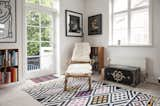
[
  {"left": 90, "top": 47, "right": 104, "bottom": 72},
  {"left": 104, "top": 65, "right": 140, "bottom": 86}
]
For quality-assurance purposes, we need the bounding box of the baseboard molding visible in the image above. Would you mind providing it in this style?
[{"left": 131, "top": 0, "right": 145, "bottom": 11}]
[{"left": 145, "top": 79, "right": 160, "bottom": 86}]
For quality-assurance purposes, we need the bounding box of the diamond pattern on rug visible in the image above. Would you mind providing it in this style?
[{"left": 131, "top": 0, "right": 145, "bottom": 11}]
[
  {"left": 66, "top": 97, "right": 89, "bottom": 106},
  {"left": 54, "top": 91, "right": 76, "bottom": 101},
  {"left": 90, "top": 95, "right": 108, "bottom": 105},
  {"left": 45, "top": 88, "right": 62, "bottom": 95},
  {"left": 112, "top": 102, "right": 128, "bottom": 106},
  {"left": 94, "top": 86, "right": 110, "bottom": 95},
  {"left": 42, "top": 100, "right": 66, "bottom": 106},
  {"left": 23, "top": 79, "right": 159, "bottom": 106},
  {"left": 127, "top": 93, "right": 151, "bottom": 106},
  {"left": 111, "top": 90, "right": 130, "bottom": 103},
  {"left": 75, "top": 90, "right": 92, "bottom": 97}
]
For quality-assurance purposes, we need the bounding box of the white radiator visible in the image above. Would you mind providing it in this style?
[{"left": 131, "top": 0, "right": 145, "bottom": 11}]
[{"left": 108, "top": 56, "right": 147, "bottom": 82}]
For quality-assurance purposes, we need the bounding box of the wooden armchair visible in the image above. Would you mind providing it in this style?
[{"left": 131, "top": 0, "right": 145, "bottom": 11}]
[{"left": 64, "top": 43, "right": 92, "bottom": 91}]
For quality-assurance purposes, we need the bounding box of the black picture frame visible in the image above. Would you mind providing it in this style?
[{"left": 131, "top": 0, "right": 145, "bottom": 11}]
[
  {"left": 65, "top": 10, "right": 83, "bottom": 37},
  {"left": 88, "top": 14, "right": 102, "bottom": 35},
  {"left": 0, "top": 0, "right": 17, "bottom": 43}
]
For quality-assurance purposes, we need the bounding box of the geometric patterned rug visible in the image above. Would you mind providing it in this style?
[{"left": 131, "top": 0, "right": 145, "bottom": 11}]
[{"left": 23, "top": 78, "right": 160, "bottom": 106}]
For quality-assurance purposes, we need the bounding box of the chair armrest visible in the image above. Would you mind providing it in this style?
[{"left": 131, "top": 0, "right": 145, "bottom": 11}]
[{"left": 71, "top": 61, "right": 91, "bottom": 64}]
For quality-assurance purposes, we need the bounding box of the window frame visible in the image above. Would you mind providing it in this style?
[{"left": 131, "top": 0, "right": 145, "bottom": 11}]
[
  {"left": 109, "top": 0, "right": 152, "bottom": 47},
  {"left": 25, "top": 0, "right": 57, "bottom": 71}
]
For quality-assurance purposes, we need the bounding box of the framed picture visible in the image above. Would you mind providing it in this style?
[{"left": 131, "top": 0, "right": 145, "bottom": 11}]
[
  {"left": 65, "top": 10, "right": 83, "bottom": 37},
  {"left": 88, "top": 14, "right": 102, "bottom": 35},
  {"left": 0, "top": 0, "right": 17, "bottom": 43}
]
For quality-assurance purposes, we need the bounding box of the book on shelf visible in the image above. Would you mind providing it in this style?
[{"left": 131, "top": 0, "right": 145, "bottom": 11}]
[
  {"left": 0, "top": 67, "right": 17, "bottom": 84},
  {"left": 8, "top": 52, "right": 11, "bottom": 66},
  {"left": 11, "top": 51, "right": 18, "bottom": 66},
  {"left": 0, "top": 51, "right": 6, "bottom": 67},
  {"left": 6, "top": 71, "right": 11, "bottom": 83},
  {"left": 6, "top": 50, "right": 18, "bottom": 67},
  {"left": 0, "top": 55, "right": 2, "bottom": 67},
  {"left": 10, "top": 67, "right": 17, "bottom": 82},
  {"left": 1, "top": 71, "right": 6, "bottom": 84},
  {"left": 0, "top": 71, "right": 2, "bottom": 84}
]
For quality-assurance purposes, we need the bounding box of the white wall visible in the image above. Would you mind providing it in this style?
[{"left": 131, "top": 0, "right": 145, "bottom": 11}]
[
  {"left": 59, "top": 0, "right": 85, "bottom": 74},
  {"left": 0, "top": 0, "right": 85, "bottom": 79},
  {"left": 84, "top": 0, "right": 160, "bottom": 83},
  {"left": 84, "top": 0, "right": 109, "bottom": 65}
]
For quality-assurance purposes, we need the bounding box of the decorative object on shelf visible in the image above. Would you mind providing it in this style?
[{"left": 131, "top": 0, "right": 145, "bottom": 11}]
[
  {"left": 65, "top": 10, "right": 83, "bottom": 37},
  {"left": 104, "top": 64, "right": 140, "bottom": 86},
  {"left": 0, "top": 49, "right": 19, "bottom": 85},
  {"left": 0, "top": 0, "right": 16, "bottom": 43},
  {"left": 88, "top": 14, "right": 102, "bottom": 35}
]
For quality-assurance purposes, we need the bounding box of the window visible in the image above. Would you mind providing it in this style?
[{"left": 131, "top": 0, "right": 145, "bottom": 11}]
[
  {"left": 26, "top": 0, "right": 55, "bottom": 8},
  {"left": 109, "top": 0, "right": 151, "bottom": 46},
  {"left": 25, "top": 0, "right": 57, "bottom": 71}
]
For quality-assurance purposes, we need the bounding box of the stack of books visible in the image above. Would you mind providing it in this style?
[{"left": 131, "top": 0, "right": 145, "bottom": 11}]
[
  {"left": 0, "top": 49, "right": 18, "bottom": 85},
  {"left": 0, "top": 68, "right": 17, "bottom": 84}
]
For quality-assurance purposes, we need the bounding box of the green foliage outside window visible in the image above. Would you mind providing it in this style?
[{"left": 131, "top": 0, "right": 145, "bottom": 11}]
[
  {"left": 27, "top": 27, "right": 39, "bottom": 41},
  {"left": 26, "top": 0, "right": 54, "bottom": 56},
  {"left": 27, "top": 42, "right": 40, "bottom": 56},
  {"left": 26, "top": 0, "right": 39, "bottom": 4}
]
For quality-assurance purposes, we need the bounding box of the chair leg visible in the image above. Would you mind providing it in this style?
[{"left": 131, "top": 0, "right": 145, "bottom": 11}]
[
  {"left": 64, "top": 76, "right": 68, "bottom": 91},
  {"left": 100, "top": 68, "right": 105, "bottom": 81},
  {"left": 88, "top": 76, "right": 91, "bottom": 91}
]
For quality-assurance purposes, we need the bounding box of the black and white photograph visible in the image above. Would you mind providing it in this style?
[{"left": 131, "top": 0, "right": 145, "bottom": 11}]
[
  {"left": 88, "top": 14, "right": 102, "bottom": 35},
  {"left": 65, "top": 10, "right": 83, "bottom": 37},
  {"left": 0, "top": 0, "right": 16, "bottom": 43}
]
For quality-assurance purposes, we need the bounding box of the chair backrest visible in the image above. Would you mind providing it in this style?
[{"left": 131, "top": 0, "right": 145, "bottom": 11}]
[{"left": 71, "top": 42, "right": 91, "bottom": 62}]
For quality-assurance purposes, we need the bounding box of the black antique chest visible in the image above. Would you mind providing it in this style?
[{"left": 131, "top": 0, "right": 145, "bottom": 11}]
[{"left": 104, "top": 64, "right": 140, "bottom": 86}]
